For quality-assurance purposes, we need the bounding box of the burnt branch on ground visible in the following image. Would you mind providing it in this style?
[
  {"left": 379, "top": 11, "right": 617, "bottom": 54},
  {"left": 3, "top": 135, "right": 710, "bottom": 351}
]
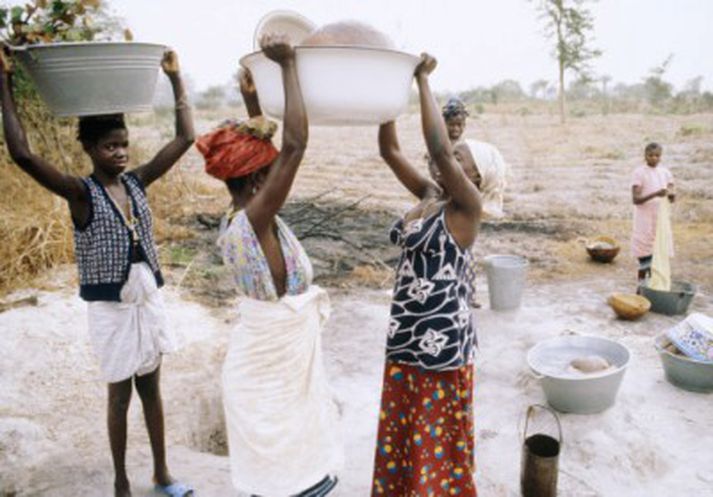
[{"left": 159, "top": 193, "right": 402, "bottom": 307}]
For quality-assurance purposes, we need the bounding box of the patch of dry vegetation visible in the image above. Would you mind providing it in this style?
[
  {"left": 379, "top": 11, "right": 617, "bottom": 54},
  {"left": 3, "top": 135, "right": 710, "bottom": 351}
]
[{"left": 0, "top": 102, "right": 86, "bottom": 294}]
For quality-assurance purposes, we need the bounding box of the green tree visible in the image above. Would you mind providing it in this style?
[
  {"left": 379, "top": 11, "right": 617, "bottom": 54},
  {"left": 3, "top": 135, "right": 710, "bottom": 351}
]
[
  {"left": 599, "top": 74, "right": 611, "bottom": 114},
  {"left": 492, "top": 79, "right": 526, "bottom": 102},
  {"left": 567, "top": 74, "right": 598, "bottom": 100},
  {"left": 196, "top": 85, "right": 228, "bottom": 110},
  {"left": 0, "top": 0, "right": 123, "bottom": 45},
  {"left": 683, "top": 76, "right": 703, "bottom": 96},
  {"left": 643, "top": 54, "right": 673, "bottom": 108},
  {"left": 529, "top": 79, "right": 549, "bottom": 99},
  {"left": 459, "top": 86, "right": 496, "bottom": 106},
  {"left": 531, "top": 0, "right": 602, "bottom": 122}
]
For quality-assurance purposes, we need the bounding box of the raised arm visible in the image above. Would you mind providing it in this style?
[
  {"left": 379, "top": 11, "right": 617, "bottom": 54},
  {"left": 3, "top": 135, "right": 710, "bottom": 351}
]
[
  {"left": 0, "top": 49, "right": 86, "bottom": 203},
  {"left": 379, "top": 120, "right": 440, "bottom": 199},
  {"left": 238, "top": 68, "right": 262, "bottom": 118},
  {"left": 415, "top": 54, "right": 480, "bottom": 216},
  {"left": 415, "top": 54, "right": 481, "bottom": 248},
  {"left": 132, "top": 50, "right": 195, "bottom": 187},
  {"left": 245, "top": 34, "right": 308, "bottom": 235}
]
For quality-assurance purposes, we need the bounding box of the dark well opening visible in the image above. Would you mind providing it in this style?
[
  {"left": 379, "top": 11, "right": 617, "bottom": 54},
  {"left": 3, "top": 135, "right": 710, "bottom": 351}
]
[{"left": 525, "top": 434, "right": 560, "bottom": 457}]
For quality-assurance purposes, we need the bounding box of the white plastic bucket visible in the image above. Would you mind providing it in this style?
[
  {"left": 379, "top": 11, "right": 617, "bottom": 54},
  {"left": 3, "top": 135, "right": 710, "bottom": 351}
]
[
  {"left": 240, "top": 46, "right": 420, "bottom": 126},
  {"left": 14, "top": 42, "right": 166, "bottom": 117},
  {"left": 484, "top": 255, "right": 528, "bottom": 310}
]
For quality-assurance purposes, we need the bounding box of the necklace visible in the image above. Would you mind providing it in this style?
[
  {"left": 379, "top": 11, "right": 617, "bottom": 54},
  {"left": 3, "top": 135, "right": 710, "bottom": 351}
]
[{"left": 105, "top": 186, "right": 140, "bottom": 246}]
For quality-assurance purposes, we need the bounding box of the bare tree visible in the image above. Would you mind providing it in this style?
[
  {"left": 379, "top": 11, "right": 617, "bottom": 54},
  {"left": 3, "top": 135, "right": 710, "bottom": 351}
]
[{"left": 531, "top": 0, "right": 602, "bottom": 122}]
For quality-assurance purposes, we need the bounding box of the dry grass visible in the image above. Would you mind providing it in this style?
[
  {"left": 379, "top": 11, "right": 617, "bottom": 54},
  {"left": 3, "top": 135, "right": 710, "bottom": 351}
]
[
  {"left": 348, "top": 264, "right": 393, "bottom": 288},
  {"left": 0, "top": 169, "right": 75, "bottom": 292},
  {"left": 0, "top": 105, "right": 87, "bottom": 294}
]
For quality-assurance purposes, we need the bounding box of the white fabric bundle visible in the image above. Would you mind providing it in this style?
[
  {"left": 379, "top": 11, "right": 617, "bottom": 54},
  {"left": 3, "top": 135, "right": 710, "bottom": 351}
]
[
  {"left": 87, "top": 262, "right": 174, "bottom": 383},
  {"left": 222, "top": 285, "right": 343, "bottom": 496},
  {"left": 649, "top": 199, "right": 674, "bottom": 291}
]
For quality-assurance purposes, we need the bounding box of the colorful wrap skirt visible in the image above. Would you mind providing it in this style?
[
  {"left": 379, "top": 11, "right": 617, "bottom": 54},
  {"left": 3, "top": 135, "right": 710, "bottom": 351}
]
[{"left": 372, "top": 361, "right": 476, "bottom": 497}]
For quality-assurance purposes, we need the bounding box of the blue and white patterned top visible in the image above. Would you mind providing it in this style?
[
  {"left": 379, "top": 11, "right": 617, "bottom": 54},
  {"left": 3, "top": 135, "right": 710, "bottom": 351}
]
[
  {"left": 73, "top": 172, "right": 163, "bottom": 302},
  {"left": 386, "top": 207, "right": 476, "bottom": 371}
]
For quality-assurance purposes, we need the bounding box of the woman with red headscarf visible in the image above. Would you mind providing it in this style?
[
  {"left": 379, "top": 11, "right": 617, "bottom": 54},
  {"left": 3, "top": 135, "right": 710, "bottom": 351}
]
[{"left": 196, "top": 34, "right": 342, "bottom": 497}]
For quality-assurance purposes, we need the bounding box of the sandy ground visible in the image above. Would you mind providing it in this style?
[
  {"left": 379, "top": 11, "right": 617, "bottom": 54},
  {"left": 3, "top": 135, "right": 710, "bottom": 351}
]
[
  {"left": 2, "top": 112, "right": 713, "bottom": 496},
  {"left": 1, "top": 266, "right": 712, "bottom": 496}
]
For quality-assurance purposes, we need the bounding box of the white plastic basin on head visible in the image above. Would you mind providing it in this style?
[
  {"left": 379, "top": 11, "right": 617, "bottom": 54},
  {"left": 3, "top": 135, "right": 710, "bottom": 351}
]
[
  {"left": 240, "top": 46, "right": 420, "bottom": 126},
  {"left": 15, "top": 42, "right": 166, "bottom": 117}
]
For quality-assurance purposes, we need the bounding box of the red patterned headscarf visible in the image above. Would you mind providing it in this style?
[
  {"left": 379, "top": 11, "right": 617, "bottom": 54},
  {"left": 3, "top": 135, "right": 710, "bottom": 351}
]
[{"left": 197, "top": 117, "right": 279, "bottom": 180}]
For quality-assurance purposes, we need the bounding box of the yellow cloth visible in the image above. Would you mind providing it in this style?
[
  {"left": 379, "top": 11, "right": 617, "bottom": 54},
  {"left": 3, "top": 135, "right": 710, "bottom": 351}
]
[{"left": 649, "top": 199, "right": 673, "bottom": 291}]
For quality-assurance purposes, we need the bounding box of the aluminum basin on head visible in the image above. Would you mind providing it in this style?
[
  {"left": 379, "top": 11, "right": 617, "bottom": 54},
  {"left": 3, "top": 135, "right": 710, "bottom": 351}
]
[{"left": 15, "top": 42, "right": 166, "bottom": 117}]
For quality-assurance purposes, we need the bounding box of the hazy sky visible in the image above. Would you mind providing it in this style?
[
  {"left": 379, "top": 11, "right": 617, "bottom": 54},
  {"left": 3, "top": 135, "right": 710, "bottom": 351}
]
[{"left": 111, "top": 0, "right": 713, "bottom": 94}]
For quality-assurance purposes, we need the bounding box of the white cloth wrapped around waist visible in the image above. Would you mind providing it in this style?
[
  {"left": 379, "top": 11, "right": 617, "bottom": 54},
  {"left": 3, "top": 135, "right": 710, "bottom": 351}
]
[
  {"left": 87, "top": 262, "right": 175, "bottom": 383},
  {"left": 222, "top": 284, "right": 343, "bottom": 496},
  {"left": 464, "top": 138, "right": 509, "bottom": 219}
]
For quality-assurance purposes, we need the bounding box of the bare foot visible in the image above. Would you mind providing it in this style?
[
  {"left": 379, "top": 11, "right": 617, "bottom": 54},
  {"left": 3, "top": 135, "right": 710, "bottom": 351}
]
[
  {"left": 154, "top": 470, "right": 173, "bottom": 488},
  {"left": 114, "top": 479, "right": 131, "bottom": 497}
]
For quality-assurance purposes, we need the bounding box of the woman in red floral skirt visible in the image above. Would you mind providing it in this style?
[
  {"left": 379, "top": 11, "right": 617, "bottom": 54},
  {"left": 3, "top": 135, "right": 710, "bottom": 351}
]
[{"left": 372, "top": 53, "right": 483, "bottom": 497}]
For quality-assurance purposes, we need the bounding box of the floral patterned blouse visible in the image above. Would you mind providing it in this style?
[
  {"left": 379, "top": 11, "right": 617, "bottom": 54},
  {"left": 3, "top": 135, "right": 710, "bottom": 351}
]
[{"left": 218, "top": 209, "right": 312, "bottom": 301}]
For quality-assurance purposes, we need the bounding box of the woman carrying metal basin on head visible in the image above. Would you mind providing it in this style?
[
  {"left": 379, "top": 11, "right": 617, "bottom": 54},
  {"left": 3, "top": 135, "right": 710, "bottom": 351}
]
[
  {"left": 1, "top": 45, "right": 195, "bottom": 497},
  {"left": 195, "top": 33, "right": 342, "bottom": 497},
  {"left": 372, "top": 54, "right": 483, "bottom": 497}
]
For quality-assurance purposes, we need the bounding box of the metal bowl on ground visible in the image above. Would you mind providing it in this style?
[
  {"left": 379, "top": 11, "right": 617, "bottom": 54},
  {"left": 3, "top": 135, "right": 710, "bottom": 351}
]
[
  {"left": 607, "top": 293, "right": 651, "bottom": 320},
  {"left": 655, "top": 333, "right": 713, "bottom": 392},
  {"left": 527, "top": 335, "right": 631, "bottom": 414},
  {"left": 640, "top": 281, "right": 696, "bottom": 316},
  {"left": 586, "top": 235, "right": 620, "bottom": 263},
  {"left": 14, "top": 42, "right": 166, "bottom": 117},
  {"left": 240, "top": 46, "right": 419, "bottom": 125}
]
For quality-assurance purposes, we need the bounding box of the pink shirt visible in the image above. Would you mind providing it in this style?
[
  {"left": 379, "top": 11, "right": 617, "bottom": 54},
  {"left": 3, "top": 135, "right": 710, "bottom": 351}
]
[{"left": 631, "top": 165, "right": 673, "bottom": 258}]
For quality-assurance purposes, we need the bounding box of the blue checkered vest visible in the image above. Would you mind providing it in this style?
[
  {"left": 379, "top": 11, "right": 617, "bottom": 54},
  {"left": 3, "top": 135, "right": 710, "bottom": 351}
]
[{"left": 73, "top": 172, "right": 163, "bottom": 301}]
